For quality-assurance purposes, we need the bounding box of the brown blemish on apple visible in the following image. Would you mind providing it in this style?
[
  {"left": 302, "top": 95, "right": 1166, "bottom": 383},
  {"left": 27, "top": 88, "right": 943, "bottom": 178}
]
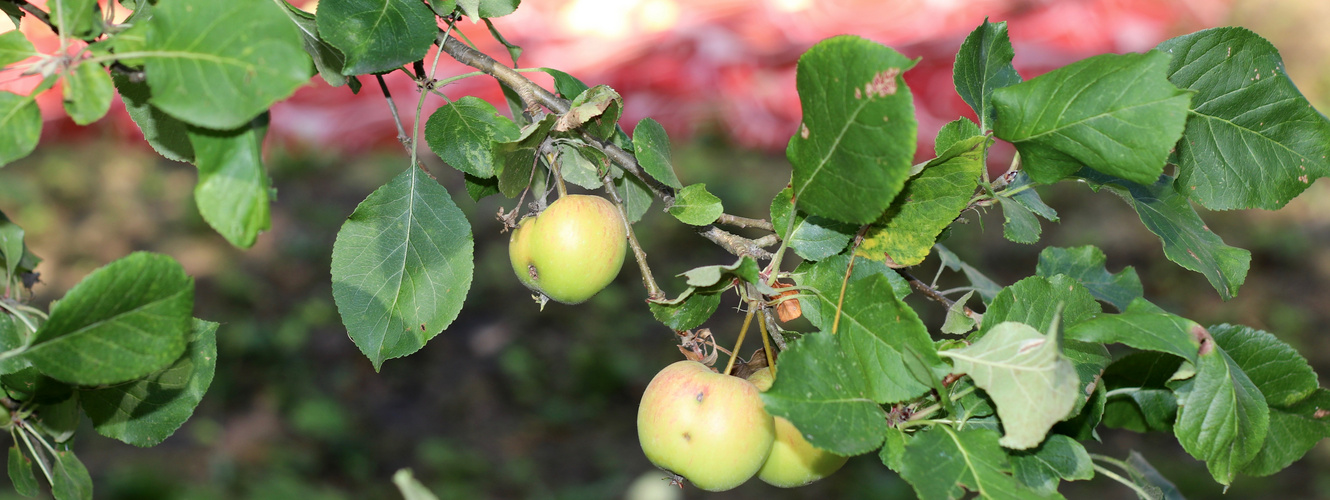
[
  {"left": 696, "top": 391, "right": 705, "bottom": 403},
  {"left": 528, "top": 264, "right": 539, "bottom": 281},
  {"left": 1192, "top": 324, "right": 1214, "bottom": 356},
  {"left": 682, "top": 432, "right": 691, "bottom": 442},
  {"left": 865, "top": 68, "right": 900, "bottom": 98}
]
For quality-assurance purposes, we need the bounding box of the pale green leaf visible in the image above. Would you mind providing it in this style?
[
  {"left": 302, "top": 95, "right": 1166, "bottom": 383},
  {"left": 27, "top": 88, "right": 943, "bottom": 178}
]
[
  {"left": 943, "top": 322, "right": 1079, "bottom": 449},
  {"left": 82, "top": 319, "right": 218, "bottom": 447},
  {"left": 144, "top": 0, "right": 310, "bottom": 130},
  {"left": 187, "top": 115, "right": 272, "bottom": 249},
  {"left": 1158, "top": 27, "right": 1330, "bottom": 210},
  {"left": 667, "top": 184, "right": 722, "bottom": 226},
  {"left": 50, "top": 0, "right": 101, "bottom": 39},
  {"left": 936, "top": 118, "right": 983, "bottom": 155},
  {"left": 553, "top": 142, "right": 604, "bottom": 189},
  {"left": 979, "top": 275, "right": 1101, "bottom": 339},
  {"left": 647, "top": 289, "right": 720, "bottom": 331},
  {"left": 331, "top": 166, "right": 474, "bottom": 370},
  {"left": 23, "top": 252, "right": 193, "bottom": 385},
  {"left": 51, "top": 450, "right": 91, "bottom": 500},
  {"left": 317, "top": 0, "right": 436, "bottom": 75},
  {"left": 993, "top": 51, "right": 1191, "bottom": 185},
  {"left": 788, "top": 35, "right": 918, "bottom": 224},
  {"left": 495, "top": 115, "right": 554, "bottom": 197},
  {"left": 393, "top": 469, "right": 439, "bottom": 500},
  {"left": 614, "top": 173, "right": 652, "bottom": 223},
  {"left": 935, "top": 244, "right": 1001, "bottom": 305},
  {"left": 1067, "top": 298, "right": 1202, "bottom": 362},
  {"left": 941, "top": 290, "right": 977, "bottom": 335},
  {"left": 61, "top": 62, "right": 111, "bottom": 125},
  {"left": 279, "top": 0, "right": 355, "bottom": 88}
]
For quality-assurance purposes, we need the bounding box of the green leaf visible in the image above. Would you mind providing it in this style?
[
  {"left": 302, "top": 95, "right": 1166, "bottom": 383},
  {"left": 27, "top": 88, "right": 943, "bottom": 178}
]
[
  {"left": 953, "top": 19, "right": 1020, "bottom": 131},
  {"left": 0, "top": 4, "right": 22, "bottom": 29},
  {"left": 1077, "top": 170, "right": 1250, "bottom": 299},
  {"left": 1208, "top": 324, "right": 1317, "bottom": 406},
  {"left": 1035, "top": 246, "right": 1142, "bottom": 312},
  {"left": 614, "top": 173, "right": 652, "bottom": 224},
  {"left": 1066, "top": 298, "right": 1202, "bottom": 362},
  {"left": 769, "top": 187, "right": 855, "bottom": 261},
  {"left": 331, "top": 166, "right": 474, "bottom": 371},
  {"left": 941, "top": 290, "right": 977, "bottom": 335},
  {"left": 426, "top": 96, "right": 521, "bottom": 178},
  {"left": 23, "top": 252, "right": 192, "bottom": 386},
  {"left": 553, "top": 142, "right": 604, "bottom": 189},
  {"left": 793, "top": 251, "right": 911, "bottom": 329},
  {"left": 1054, "top": 381, "right": 1105, "bottom": 442},
  {"left": 143, "top": 0, "right": 310, "bottom": 130},
  {"left": 81, "top": 319, "right": 217, "bottom": 447},
  {"left": 935, "top": 244, "right": 1002, "bottom": 305},
  {"left": 428, "top": 0, "right": 456, "bottom": 17},
  {"left": 1242, "top": 389, "right": 1330, "bottom": 477},
  {"left": 1009, "top": 434, "right": 1093, "bottom": 496},
  {"left": 1158, "top": 27, "right": 1330, "bottom": 210},
  {"left": 317, "top": 0, "right": 436, "bottom": 76},
  {"left": 1103, "top": 388, "right": 1177, "bottom": 433},
  {"left": 51, "top": 450, "right": 91, "bottom": 500},
  {"left": 631, "top": 118, "right": 683, "bottom": 189},
  {"left": 787, "top": 35, "right": 918, "bottom": 224},
  {"left": 760, "top": 332, "right": 886, "bottom": 456},
  {"left": 1122, "top": 451, "right": 1186, "bottom": 500},
  {"left": 992, "top": 51, "right": 1192, "bottom": 185},
  {"left": 856, "top": 135, "right": 984, "bottom": 266},
  {"left": 1000, "top": 172, "right": 1058, "bottom": 221},
  {"left": 113, "top": 73, "right": 193, "bottom": 163},
  {"left": 50, "top": 0, "right": 101, "bottom": 39},
  {"left": 880, "top": 427, "right": 908, "bottom": 471},
  {"left": 7, "top": 445, "right": 38, "bottom": 497},
  {"left": 0, "top": 314, "right": 30, "bottom": 375},
  {"left": 935, "top": 118, "right": 982, "bottom": 155},
  {"left": 667, "top": 184, "right": 722, "bottom": 226},
  {"left": 997, "top": 196, "right": 1040, "bottom": 244},
  {"left": 1062, "top": 339, "right": 1111, "bottom": 417},
  {"left": 279, "top": 0, "right": 355, "bottom": 88},
  {"left": 37, "top": 394, "right": 78, "bottom": 443},
  {"left": 61, "top": 62, "right": 111, "bottom": 125},
  {"left": 1170, "top": 332, "right": 1268, "bottom": 485},
  {"left": 647, "top": 289, "right": 720, "bottom": 331},
  {"left": 0, "top": 91, "right": 41, "bottom": 168},
  {"left": 0, "top": 31, "right": 37, "bottom": 68},
  {"left": 539, "top": 67, "right": 589, "bottom": 100},
  {"left": 482, "top": 19, "right": 520, "bottom": 65},
  {"left": 942, "top": 322, "right": 1080, "bottom": 449},
  {"left": 979, "top": 275, "right": 1101, "bottom": 339},
  {"left": 0, "top": 368, "right": 70, "bottom": 405},
  {"left": 463, "top": 173, "right": 499, "bottom": 201},
  {"left": 187, "top": 115, "right": 273, "bottom": 249},
  {"left": 679, "top": 257, "right": 765, "bottom": 290},
  {"left": 495, "top": 115, "right": 554, "bottom": 198},
  {"left": 899, "top": 426, "right": 1059, "bottom": 500},
  {"left": 832, "top": 274, "right": 948, "bottom": 403},
  {"left": 457, "top": 0, "right": 519, "bottom": 19},
  {"left": 0, "top": 211, "right": 22, "bottom": 280},
  {"left": 554, "top": 85, "right": 621, "bottom": 137},
  {"left": 392, "top": 468, "right": 439, "bottom": 500}
]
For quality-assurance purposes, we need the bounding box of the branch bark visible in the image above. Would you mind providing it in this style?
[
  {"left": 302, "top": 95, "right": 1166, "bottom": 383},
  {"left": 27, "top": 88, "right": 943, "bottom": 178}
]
[{"left": 895, "top": 269, "right": 980, "bottom": 322}]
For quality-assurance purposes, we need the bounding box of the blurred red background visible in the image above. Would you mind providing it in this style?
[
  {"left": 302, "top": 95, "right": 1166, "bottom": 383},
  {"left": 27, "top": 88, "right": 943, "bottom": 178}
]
[{"left": 3, "top": 0, "right": 1242, "bottom": 163}]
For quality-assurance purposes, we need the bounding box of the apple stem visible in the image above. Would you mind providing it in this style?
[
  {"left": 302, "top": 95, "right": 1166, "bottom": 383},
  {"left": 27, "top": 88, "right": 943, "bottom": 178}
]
[
  {"left": 832, "top": 225, "right": 871, "bottom": 334},
  {"left": 723, "top": 308, "right": 755, "bottom": 376},
  {"left": 758, "top": 308, "right": 776, "bottom": 377},
  {"left": 544, "top": 150, "right": 569, "bottom": 198}
]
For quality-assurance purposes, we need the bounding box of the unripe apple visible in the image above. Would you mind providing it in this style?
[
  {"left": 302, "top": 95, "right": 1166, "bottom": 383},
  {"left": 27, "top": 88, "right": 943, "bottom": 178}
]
[
  {"left": 748, "top": 367, "right": 849, "bottom": 487},
  {"left": 637, "top": 360, "right": 775, "bottom": 492},
  {"left": 508, "top": 194, "right": 627, "bottom": 304}
]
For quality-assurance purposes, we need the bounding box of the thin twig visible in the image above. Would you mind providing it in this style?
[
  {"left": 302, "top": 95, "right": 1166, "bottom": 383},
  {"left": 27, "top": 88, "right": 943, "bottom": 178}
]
[
  {"left": 602, "top": 173, "right": 664, "bottom": 301},
  {"left": 897, "top": 268, "right": 980, "bottom": 321},
  {"left": 716, "top": 213, "right": 774, "bottom": 231},
  {"left": 376, "top": 74, "right": 411, "bottom": 152},
  {"left": 696, "top": 226, "right": 773, "bottom": 260}
]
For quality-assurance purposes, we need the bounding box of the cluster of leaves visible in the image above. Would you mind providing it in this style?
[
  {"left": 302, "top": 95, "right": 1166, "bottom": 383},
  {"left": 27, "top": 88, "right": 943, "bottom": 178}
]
[
  {"left": 4, "top": 0, "right": 1330, "bottom": 498},
  {"left": 0, "top": 211, "right": 212, "bottom": 500}
]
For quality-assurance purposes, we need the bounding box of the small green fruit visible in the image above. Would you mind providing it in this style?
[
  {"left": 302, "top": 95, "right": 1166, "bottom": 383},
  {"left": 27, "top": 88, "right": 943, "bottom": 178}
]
[
  {"left": 508, "top": 195, "right": 627, "bottom": 304},
  {"left": 748, "top": 367, "right": 848, "bottom": 487},
  {"left": 637, "top": 360, "right": 775, "bottom": 491}
]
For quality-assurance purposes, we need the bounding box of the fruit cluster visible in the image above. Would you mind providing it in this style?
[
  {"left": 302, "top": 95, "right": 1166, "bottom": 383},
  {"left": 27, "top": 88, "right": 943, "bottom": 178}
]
[{"left": 636, "top": 361, "right": 847, "bottom": 491}]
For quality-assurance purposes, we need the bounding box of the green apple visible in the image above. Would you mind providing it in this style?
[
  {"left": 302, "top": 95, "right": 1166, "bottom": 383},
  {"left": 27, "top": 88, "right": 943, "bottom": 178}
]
[
  {"left": 747, "top": 367, "right": 848, "bottom": 487},
  {"left": 508, "top": 194, "right": 627, "bottom": 304},
  {"left": 637, "top": 360, "right": 775, "bottom": 492}
]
